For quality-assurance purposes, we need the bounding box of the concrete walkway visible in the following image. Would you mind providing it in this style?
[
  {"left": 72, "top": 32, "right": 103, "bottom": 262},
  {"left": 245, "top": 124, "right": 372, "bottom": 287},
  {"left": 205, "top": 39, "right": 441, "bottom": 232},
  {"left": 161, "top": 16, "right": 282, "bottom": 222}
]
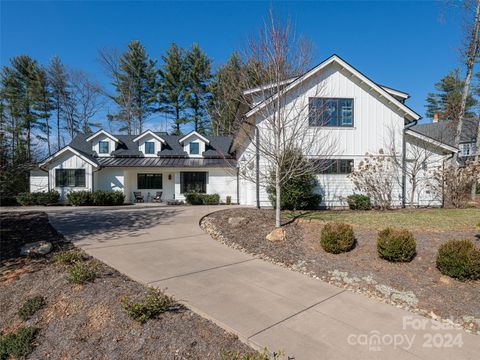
[{"left": 48, "top": 206, "right": 479, "bottom": 360}]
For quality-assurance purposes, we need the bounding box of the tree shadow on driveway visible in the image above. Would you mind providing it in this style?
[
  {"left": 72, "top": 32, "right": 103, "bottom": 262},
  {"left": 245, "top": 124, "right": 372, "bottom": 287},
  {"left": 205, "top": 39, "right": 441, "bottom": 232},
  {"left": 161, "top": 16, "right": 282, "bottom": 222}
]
[{"left": 48, "top": 207, "right": 183, "bottom": 246}]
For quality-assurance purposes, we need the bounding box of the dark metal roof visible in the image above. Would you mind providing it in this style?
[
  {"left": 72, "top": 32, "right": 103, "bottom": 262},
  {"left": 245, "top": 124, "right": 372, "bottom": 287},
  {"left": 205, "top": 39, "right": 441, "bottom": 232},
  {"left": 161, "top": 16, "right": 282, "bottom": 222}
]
[
  {"left": 410, "top": 118, "right": 478, "bottom": 147},
  {"left": 66, "top": 131, "right": 236, "bottom": 168},
  {"left": 97, "top": 157, "right": 237, "bottom": 168}
]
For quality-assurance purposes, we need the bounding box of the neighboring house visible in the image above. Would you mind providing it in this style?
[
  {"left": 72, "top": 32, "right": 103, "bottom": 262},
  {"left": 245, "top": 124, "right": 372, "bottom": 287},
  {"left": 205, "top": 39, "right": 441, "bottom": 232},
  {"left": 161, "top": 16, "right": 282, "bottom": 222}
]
[{"left": 31, "top": 55, "right": 476, "bottom": 207}]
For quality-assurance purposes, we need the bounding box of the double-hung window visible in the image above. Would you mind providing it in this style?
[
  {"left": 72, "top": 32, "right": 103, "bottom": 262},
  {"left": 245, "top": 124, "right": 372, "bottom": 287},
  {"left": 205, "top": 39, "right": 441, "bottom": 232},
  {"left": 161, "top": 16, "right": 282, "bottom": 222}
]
[
  {"left": 180, "top": 172, "right": 207, "bottom": 193},
  {"left": 55, "top": 169, "right": 86, "bottom": 187},
  {"left": 137, "top": 174, "right": 163, "bottom": 189},
  {"left": 145, "top": 142, "right": 155, "bottom": 154},
  {"left": 309, "top": 98, "right": 354, "bottom": 127},
  {"left": 99, "top": 141, "right": 109, "bottom": 154}
]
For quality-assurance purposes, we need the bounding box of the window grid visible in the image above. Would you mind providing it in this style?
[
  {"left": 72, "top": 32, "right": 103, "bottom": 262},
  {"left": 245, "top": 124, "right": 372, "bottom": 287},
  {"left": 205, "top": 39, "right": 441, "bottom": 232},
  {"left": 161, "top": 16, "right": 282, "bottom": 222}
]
[
  {"left": 145, "top": 142, "right": 155, "bottom": 154},
  {"left": 55, "top": 169, "right": 86, "bottom": 187},
  {"left": 180, "top": 172, "right": 207, "bottom": 193},
  {"left": 317, "top": 159, "right": 353, "bottom": 174},
  {"left": 309, "top": 98, "right": 354, "bottom": 127},
  {"left": 99, "top": 141, "right": 109, "bottom": 154},
  {"left": 190, "top": 142, "right": 200, "bottom": 155}
]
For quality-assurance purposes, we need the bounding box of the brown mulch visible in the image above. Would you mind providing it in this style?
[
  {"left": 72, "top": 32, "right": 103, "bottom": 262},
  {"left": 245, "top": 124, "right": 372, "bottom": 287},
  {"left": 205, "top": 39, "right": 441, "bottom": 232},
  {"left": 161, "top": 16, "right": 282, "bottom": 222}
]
[
  {"left": 0, "top": 212, "right": 253, "bottom": 359},
  {"left": 204, "top": 208, "right": 480, "bottom": 332}
]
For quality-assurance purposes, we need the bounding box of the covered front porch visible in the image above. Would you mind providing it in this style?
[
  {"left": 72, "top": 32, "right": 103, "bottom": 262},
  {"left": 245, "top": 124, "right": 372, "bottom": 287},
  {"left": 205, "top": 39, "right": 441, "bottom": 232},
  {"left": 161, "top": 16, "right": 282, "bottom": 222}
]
[{"left": 93, "top": 166, "right": 238, "bottom": 204}]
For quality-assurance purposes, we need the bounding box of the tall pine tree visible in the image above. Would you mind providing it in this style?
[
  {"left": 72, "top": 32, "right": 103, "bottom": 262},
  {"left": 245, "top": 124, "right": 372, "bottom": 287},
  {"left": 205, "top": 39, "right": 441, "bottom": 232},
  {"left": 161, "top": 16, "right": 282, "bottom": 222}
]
[
  {"left": 47, "top": 56, "right": 70, "bottom": 150},
  {"left": 33, "top": 66, "right": 54, "bottom": 156},
  {"left": 158, "top": 43, "right": 187, "bottom": 135},
  {"left": 111, "top": 40, "right": 157, "bottom": 135},
  {"left": 185, "top": 43, "right": 212, "bottom": 134},
  {"left": 426, "top": 68, "right": 477, "bottom": 121}
]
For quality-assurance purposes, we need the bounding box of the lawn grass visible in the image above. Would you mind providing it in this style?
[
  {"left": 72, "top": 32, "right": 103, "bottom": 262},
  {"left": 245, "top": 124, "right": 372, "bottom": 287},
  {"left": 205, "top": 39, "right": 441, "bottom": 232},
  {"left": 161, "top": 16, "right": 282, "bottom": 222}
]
[{"left": 287, "top": 208, "right": 480, "bottom": 231}]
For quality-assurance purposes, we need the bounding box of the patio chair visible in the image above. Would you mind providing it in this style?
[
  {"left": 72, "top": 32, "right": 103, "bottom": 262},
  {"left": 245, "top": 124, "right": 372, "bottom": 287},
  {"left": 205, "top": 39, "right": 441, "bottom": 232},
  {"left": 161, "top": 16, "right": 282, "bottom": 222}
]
[
  {"left": 153, "top": 191, "right": 163, "bottom": 203},
  {"left": 133, "top": 191, "right": 144, "bottom": 203}
]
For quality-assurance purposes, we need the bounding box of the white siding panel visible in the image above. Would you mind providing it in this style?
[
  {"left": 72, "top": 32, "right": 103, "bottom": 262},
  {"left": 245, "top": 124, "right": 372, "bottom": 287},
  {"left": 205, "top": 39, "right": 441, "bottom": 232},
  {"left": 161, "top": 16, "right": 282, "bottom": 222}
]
[{"left": 30, "top": 170, "right": 49, "bottom": 193}]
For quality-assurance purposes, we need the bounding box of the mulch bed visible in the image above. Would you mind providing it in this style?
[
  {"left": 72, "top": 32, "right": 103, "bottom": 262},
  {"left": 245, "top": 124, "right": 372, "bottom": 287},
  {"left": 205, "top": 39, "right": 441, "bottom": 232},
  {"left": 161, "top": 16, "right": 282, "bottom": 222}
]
[
  {"left": 203, "top": 208, "right": 480, "bottom": 334},
  {"left": 0, "top": 212, "right": 253, "bottom": 359}
]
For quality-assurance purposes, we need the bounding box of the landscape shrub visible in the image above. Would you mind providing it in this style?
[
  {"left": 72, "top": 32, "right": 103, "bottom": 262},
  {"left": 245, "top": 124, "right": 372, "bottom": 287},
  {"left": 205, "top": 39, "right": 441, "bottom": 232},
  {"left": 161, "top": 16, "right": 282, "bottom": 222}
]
[
  {"left": 267, "top": 173, "right": 321, "bottom": 210},
  {"left": 0, "top": 327, "right": 39, "bottom": 360},
  {"left": 377, "top": 227, "right": 416, "bottom": 262},
  {"left": 346, "top": 194, "right": 372, "bottom": 210},
  {"left": 35, "top": 190, "right": 60, "bottom": 205},
  {"left": 67, "top": 190, "right": 125, "bottom": 206},
  {"left": 436, "top": 240, "right": 480, "bottom": 280},
  {"left": 320, "top": 222, "right": 355, "bottom": 254},
  {"left": 226, "top": 195, "right": 232, "bottom": 205},
  {"left": 54, "top": 250, "right": 85, "bottom": 265},
  {"left": 67, "top": 191, "right": 93, "bottom": 206},
  {"left": 184, "top": 192, "right": 220, "bottom": 205},
  {"left": 66, "top": 261, "right": 97, "bottom": 284},
  {"left": 121, "top": 288, "right": 177, "bottom": 323},
  {"left": 16, "top": 192, "right": 36, "bottom": 206},
  {"left": 18, "top": 296, "right": 45, "bottom": 321},
  {"left": 16, "top": 191, "right": 59, "bottom": 206}
]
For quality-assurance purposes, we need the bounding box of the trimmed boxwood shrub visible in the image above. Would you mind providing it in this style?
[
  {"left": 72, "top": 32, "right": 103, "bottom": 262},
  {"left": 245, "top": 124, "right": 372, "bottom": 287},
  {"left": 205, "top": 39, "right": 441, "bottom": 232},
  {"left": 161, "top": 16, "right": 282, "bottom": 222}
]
[
  {"left": 436, "top": 240, "right": 480, "bottom": 280},
  {"left": 320, "top": 222, "right": 355, "bottom": 254},
  {"left": 67, "top": 190, "right": 93, "bottom": 206},
  {"left": 16, "top": 191, "right": 59, "bottom": 206},
  {"left": 377, "top": 227, "right": 416, "bottom": 262},
  {"left": 346, "top": 194, "right": 372, "bottom": 210},
  {"left": 184, "top": 192, "right": 220, "bottom": 205}
]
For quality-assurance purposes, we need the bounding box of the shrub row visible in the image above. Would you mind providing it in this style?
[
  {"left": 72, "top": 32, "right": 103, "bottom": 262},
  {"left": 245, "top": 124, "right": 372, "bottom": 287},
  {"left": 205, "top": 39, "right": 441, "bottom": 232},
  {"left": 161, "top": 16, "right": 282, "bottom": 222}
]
[
  {"left": 320, "top": 221, "right": 480, "bottom": 280},
  {"left": 184, "top": 192, "right": 220, "bottom": 205},
  {"left": 16, "top": 190, "right": 60, "bottom": 206},
  {"left": 67, "top": 190, "right": 125, "bottom": 206}
]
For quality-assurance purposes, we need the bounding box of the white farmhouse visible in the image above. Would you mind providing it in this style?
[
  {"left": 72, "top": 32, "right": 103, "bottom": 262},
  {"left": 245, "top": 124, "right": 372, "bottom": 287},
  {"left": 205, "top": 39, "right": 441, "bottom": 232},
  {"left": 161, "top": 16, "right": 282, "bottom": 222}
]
[{"left": 31, "top": 55, "right": 475, "bottom": 207}]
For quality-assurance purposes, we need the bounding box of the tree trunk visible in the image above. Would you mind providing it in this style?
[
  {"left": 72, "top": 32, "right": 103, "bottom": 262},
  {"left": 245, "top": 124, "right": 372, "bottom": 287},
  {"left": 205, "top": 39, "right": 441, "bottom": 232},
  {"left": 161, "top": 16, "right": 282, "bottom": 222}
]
[
  {"left": 275, "top": 163, "right": 281, "bottom": 228},
  {"left": 455, "top": 0, "right": 480, "bottom": 151},
  {"left": 56, "top": 104, "right": 61, "bottom": 151}
]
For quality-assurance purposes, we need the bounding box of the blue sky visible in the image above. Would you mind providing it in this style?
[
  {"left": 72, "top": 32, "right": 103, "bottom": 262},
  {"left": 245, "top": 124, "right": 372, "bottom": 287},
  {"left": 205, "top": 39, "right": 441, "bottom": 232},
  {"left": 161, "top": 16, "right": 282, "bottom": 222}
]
[{"left": 1, "top": 1, "right": 466, "bottom": 129}]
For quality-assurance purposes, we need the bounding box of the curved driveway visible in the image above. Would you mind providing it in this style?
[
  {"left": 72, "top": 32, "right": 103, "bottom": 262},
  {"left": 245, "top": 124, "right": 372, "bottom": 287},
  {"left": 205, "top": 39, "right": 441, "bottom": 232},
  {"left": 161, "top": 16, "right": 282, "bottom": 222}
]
[{"left": 49, "top": 205, "right": 479, "bottom": 360}]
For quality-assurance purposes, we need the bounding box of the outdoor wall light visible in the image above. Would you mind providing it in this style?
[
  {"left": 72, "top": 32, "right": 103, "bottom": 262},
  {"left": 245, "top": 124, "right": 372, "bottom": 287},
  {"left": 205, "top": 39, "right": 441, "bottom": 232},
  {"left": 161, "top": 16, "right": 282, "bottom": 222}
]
[{"left": 168, "top": 174, "right": 172, "bottom": 180}]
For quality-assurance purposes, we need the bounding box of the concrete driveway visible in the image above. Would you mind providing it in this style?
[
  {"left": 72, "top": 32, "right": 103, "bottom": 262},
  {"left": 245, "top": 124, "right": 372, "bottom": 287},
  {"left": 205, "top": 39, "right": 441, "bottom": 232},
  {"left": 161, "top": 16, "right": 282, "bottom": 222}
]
[{"left": 48, "top": 205, "right": 479, "bottom": 360}]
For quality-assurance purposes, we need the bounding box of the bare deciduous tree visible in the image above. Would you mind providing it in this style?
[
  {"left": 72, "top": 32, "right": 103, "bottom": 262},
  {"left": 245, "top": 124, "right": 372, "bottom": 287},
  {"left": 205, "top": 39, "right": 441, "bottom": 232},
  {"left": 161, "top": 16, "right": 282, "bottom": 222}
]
[{"left": 233, "top": 10, "right": 336, "bottom": 228}]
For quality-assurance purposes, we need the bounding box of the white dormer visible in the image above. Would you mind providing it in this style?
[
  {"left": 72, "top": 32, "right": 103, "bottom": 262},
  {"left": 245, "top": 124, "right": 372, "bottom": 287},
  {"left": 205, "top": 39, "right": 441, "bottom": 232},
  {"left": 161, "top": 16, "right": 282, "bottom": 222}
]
[
  {"left": 133, "top": 130, "right": 166, "bottom": 157},
  {"left": 86, "top": 130, "right": 120, "bottom": 157},
  {"left": 179, "top": 131, "right": 209, "bottom": 158}
]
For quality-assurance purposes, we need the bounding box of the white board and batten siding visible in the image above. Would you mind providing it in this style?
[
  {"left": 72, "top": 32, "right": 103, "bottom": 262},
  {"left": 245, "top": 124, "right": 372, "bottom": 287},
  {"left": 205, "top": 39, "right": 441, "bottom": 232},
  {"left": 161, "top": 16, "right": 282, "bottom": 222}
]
[
  {"left": 48, "top": 151, "right": 93, "bottom": 200},
  {"left": 30, "top": 169, "right": 49, "bottom": 193},
  {"left": 238, "top": 61, "right": 407, "bottom": 207}
]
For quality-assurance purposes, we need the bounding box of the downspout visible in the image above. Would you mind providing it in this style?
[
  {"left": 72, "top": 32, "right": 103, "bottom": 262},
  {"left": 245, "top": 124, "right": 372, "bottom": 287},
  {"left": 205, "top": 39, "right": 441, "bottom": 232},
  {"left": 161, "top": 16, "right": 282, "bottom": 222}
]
[
  {"left": 254, "top": 125, "right": 260, "bottom": 209},
  {"left": 402, "top": 119, "right": 418, "bottom": 208}
]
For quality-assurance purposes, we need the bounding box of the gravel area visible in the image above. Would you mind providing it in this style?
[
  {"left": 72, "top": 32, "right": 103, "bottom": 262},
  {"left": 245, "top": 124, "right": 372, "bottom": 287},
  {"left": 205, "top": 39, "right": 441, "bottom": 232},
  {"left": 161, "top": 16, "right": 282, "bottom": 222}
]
[
  {"left": 0, "top": 212, "right": 253, "bottom": 359},
  {"left": 202, "top": 208, "right": 480, "bottom": 334}
]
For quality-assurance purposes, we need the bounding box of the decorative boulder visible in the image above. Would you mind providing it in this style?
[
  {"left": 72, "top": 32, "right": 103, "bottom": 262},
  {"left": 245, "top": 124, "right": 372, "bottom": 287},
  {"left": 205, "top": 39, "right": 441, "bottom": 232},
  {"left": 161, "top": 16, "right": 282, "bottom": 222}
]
[
  {"left": 228, "top": 217, "right": 246, "bottom": 227},
  {"left": 266, "top": 228, "right": 285, "bottom": 242},
  {"left": 20, "top": 241, "right": 52, "bottom": 256}
]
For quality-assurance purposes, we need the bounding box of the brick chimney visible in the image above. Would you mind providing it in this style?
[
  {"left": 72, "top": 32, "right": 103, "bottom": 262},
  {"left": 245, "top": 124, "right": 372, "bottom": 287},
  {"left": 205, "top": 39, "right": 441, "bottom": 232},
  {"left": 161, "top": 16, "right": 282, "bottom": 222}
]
[{"left": 433, "top": 113, "right": 439, "bottom": 123}]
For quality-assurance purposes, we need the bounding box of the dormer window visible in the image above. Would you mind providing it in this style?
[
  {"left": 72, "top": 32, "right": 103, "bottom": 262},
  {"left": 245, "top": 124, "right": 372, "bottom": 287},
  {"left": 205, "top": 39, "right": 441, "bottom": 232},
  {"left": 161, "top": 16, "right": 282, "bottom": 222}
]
[
  {"left": 145, "top": 142, "right": 155, "bottom": 154},
  {"left": 190, "top": 142, "right": 199, "bottom": 155},
  {"left": 99, "top": 141, "right": 109, "bottom": 154}
]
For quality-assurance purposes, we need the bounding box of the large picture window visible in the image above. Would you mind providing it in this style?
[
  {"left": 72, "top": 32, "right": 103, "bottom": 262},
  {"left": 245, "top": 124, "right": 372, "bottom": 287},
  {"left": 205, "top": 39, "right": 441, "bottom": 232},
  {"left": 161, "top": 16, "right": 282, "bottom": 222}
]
[
  {"left": 55, "top": 169, "right": 86, "bottom": 187},
  {"left": 309, "top": 98, "right": 353, "bottom": 127},
  {"left": 99, "top": 141, "right": 109, "bottom": 154},
  {"left": 316, "top": 159, "right": 353, "bottom": 174},
  {"left": 137, "top": 174, "right": 163, "bottom": 189},
  {"left": 145, "top": 142, "right": 155, "bottom": 154},
  {"left": 180, "top": 172, "right": 207, "bottom": 193}
]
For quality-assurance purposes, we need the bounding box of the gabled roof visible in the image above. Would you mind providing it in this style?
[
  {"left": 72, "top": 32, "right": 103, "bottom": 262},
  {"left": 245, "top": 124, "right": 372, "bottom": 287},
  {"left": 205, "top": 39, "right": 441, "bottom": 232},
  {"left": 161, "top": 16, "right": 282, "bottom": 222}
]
[
  {"left": 179, "top": 131, "right": 210, "bottom": 144},
  {"left": 244, "top": 54, "right": 421, "bottom": 122},
  {"left": 86, "top": 129, "right": 120, "bottom": 143},
  {"left": 40, "top": 146, "right": 100, "bottom": 168},
  {"left": 133, "top": 130, "right": 166, "bottom": 143},
  {"left": 408, "top": 118, "right": 478, "bottom": 150}
]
